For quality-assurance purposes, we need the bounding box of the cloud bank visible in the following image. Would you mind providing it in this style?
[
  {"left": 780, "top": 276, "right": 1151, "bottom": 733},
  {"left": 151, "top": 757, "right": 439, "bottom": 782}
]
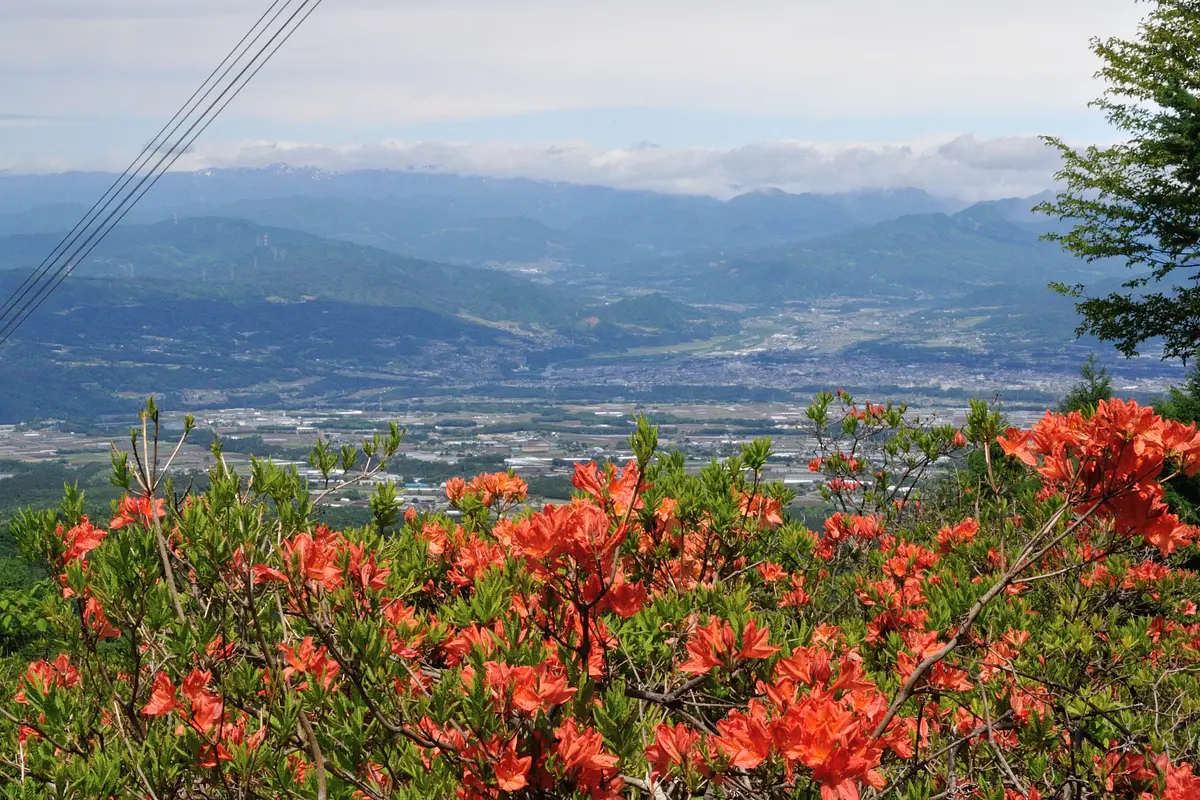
[
  {"left": 0, "top": 114, "right": 56, "bottom": 128},
  {"left": 173, "top": 133, "right": 1064, "bottom": 201},
  {"left": 3, "top": 1, "right": 1114, "bottom": 200},
  {"left": 1, "top": 1, "right": 1141, "bottom": 135}
]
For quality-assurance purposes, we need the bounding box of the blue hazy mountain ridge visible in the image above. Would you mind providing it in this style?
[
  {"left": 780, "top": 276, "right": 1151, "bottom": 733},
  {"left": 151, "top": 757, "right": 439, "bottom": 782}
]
[
  {"left": 97, "top": 190, "right": 948, "bottom": 266},
  {"left": 0, "top": 168, "right": 959, "bottom": 260},
  {"left": 0, "top": 165, "right": 955, "bottom": 220},
  {"left": 612, "top": 202, "right": 1126, "bottom": 304},
  {"left": 0, "top": 170, "right": 1080, "bottom": 312},
  {"left": 0, "top": 171, "right": 1122, "bottom": 352},
  {"left": 0, "top": 169, "right": 1168, "bottom": 423},
  {"left": 0, "top": 217, "right": 586, "bottom": 327},
  {"left": 150, "top": 196, "right": 644, "bottom": 266},
  {"left": 0, "top": 215, "right": 734, "bottom": 349},
  {"left": 0, "top": 199, "right": 1097, "bottom": 314},
  {"left": 0, "top": 169, "right": 1127, "bottom": 331},
  {"left": 0, "top": 203, "right": 99, "bottom": 237}
]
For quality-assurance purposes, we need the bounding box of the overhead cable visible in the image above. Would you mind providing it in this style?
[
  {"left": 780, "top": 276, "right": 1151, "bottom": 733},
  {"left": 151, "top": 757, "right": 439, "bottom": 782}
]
[
  {"left": 0, "top": 0, "right": 325, "bottom": 346},
  {"left": 0, "top": 0, "right": 294, "bottom": 328}
]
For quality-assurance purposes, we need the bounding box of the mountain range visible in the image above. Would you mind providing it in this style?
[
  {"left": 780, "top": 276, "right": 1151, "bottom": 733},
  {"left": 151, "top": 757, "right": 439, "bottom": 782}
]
[
  {"left": 0, "top": 166, "right": 1170, "bottom": 421},
  {"left": 614, "top": 201, "right": 1123, "bottom": 304},
  {"left": 0, "top": 218, "right": 577, "bottom": 325}
]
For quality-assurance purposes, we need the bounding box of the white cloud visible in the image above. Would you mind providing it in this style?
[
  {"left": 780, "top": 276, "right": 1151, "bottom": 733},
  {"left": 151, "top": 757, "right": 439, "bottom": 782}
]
[
  {"left": 173, "top": 133, "right": 1063, "bottom": 201},
  {"left": 0, "top": 0, "right": 1136, "bottom": 199},
  {"left": 0, "top": 0, "right": 1145, "bottom": 125},
  {"left": 936, "top": 135, "right": 1062, "bottom": 172},
  {"left": 0, "top": 114, "right": 56, "bottom": 128}
]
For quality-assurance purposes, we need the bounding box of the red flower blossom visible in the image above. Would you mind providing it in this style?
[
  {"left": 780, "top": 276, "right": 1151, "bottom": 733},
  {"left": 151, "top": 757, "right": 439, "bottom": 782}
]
[
  {"left": 936, "top": 518, "right": 979, "bottom": 553},
  {"left": 465, "top": 471, "right": 528, "bottom": 508},
  {"left": 493, "top": 742, "right": 532, "bottom": 791},
  {"left": 280, "top": 526, "right": 344, "bottom": 591},
  {"left": 15, "top": 655, "right": 80, "bottom": 705},
  {"left": 444, "top": 476, "right": 466, "bottom": 503},
  {"left": 555, "top": 718, "right": 620, "bottom": 775},
  {"left": 180, "top": 669, "right": 223, "bottom": 734},
  {"left": 679, "top": 617, "right": 779, "bottom": 675},
  {"left": 56, "top": 517, "right": 107, "bottom": 563},
  {"left": 646, "top": 722, "right": 707, "bottom": 781},
  {"left": 602, "top": 579, "right": 647, "bottom": 618},
  {"left": 141, "top": 672, "right": 179, "bottom": 717},
  {"left": 713, "top": 703, "right": 773, "bottom": 769},
  {"left": 84, "top": 595, "right": 120, "bottom": 639},
  {"left": 110, "top": 494, "right": 165, "bottom": 530},
  {"left": 279, "top": 637, "right": 341, "bottom": 691}
]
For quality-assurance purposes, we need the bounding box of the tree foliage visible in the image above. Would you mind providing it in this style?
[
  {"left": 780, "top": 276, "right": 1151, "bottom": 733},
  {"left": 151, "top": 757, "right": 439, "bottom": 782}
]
[
  {"left": 1059, "top": 354, "right": 1114, "bottom": 416},
  {"left": 1155, "top": 366, "right": 1200, "bottom": 525},
  {"left": 1038, "top": 0, "right": 1200, "bottom": 361}
]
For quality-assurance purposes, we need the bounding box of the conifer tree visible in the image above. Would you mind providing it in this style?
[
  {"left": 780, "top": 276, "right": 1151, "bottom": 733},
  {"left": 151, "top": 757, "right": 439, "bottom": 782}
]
[{"left": 1058, "top": 353, "right": 1114, "bottom": 415}]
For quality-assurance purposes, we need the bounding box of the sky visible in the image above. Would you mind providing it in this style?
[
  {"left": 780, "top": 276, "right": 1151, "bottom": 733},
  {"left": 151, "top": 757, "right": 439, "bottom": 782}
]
[{"left": 0, "top": 0, "right": 1148, "bottom": 199}]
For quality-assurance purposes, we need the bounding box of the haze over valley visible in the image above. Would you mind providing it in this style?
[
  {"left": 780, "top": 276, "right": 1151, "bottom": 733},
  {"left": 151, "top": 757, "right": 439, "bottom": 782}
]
[{"left": 0, "top": 165, "right": 1176, "bottom": 423}]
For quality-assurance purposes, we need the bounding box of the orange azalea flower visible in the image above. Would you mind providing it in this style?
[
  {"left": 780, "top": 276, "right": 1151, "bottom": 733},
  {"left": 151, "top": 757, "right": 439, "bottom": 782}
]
[
  {"left": 83, "top": 595, "right": 120, "bottom": 640},
  {"left": 465, "top": 471, "right": 528, "bottom": 508},
  {"left": 819, "top": 513, "right": 885, "bottom": 559},
  {"left": 645, "top": 722, "right": 707, "bottom": 780},
  {"left": 110, "top": 494, "right": 166, "bottom": 530},
  {"left": 56, "top": 517, "right": 107, "bottom": 563},
  {"left": 555, "top": 718, "right": 620, "bottom": 773},
  {"left": 180, "top": 669, "right": 223, "bottom": 734},
  {"left": 997, "top": 428, "right": 1036, "bottom": 466},
  {"left": 476, "top": 658, "right": 576, "bottom": 714},
  {"left": 15, "top": 654, "right": 80, "bottom": 705},
  {"left": 345, "top": 542, "right": 391, "bottom": 591},
  {"left": 738, "top": 490, "right": 784, "bottom": 529},
  {"left": 448, "top": 534, "right": 507, "bottom": 588},
  {"left": 280, "top": 526, "right": 344, "bottom": 591},
  {"left": 936, "top": 518, "right": 979, "bottom": 553},
  {"left": 279, "top": 637, "right": 340, "bottom": 691},
  {"left": 141, "top": 672, "right": 179, "bottom": 717},
  {"left": 997, "top": 400, "right": 1200, "bottom": 556},
  {"left": 493, "top": 742, "right": 532, "bottom": 791},
  {"left": 444, "top": 476, "right": 466, "bottom": 503},
  {"left": 713, "top": 704, "right": 772, "bottom": 769},
  {"left": 252, "top": 563, "right": 288, "bottom": 585},
  {"left": 602, "top": 579, "right": 647, "bottom": 618},
  {"left": 1005, "top": 789, "right": 1042, "bottom": 800},
  {"left": 572, "top": 459, "right": 642, "bottom": 516},
  {"left": 757, "top": 561, "right": 786, "bottom": 582},
  {"left": 1159, "top": 756, "right": 1200, "bottom": 799},
  {"left": 679, "top": 617, "right": 779, "bottom": 675}
]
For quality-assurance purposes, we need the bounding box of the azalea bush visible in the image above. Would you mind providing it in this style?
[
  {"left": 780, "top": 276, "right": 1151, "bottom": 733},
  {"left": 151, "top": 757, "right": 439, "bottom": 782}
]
[{"left": 3, "top": 394, "right": 1200, "bottom": 800}]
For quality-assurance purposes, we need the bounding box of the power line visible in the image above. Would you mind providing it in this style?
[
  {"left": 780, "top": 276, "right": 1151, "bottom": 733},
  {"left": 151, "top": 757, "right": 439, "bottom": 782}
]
[
  {"left": 0, "top": 0, "right": 324, "bottom": 344},
  {"left": 0, "top": 0, "right": 293, "bottom": 329},
  {"left": 0, "top": 0, "right": 325, "bottom": 347}
]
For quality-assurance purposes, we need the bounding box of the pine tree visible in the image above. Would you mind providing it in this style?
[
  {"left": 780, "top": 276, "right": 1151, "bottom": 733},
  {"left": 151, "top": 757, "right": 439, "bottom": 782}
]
[{"left": 1059, "top": 353, "right": 1113, "bottom": 415}]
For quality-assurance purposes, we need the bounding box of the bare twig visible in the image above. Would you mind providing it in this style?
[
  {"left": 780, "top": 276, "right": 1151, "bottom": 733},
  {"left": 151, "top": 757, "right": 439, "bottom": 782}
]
[
  {"left": 151, "top": 512, "right": 187, "bottom": 625},
  {"left": 622, "top": 773, "right": 673, "bottom": 800},
  {"left": 979, "top": 682, "right": 1026, "bottom": 794},
  {"left": 111, "top": 700, "right": 159, "bottom": 800},
  {"left": 872, "top": 499, "right": 1103, "bottom": 740}
]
